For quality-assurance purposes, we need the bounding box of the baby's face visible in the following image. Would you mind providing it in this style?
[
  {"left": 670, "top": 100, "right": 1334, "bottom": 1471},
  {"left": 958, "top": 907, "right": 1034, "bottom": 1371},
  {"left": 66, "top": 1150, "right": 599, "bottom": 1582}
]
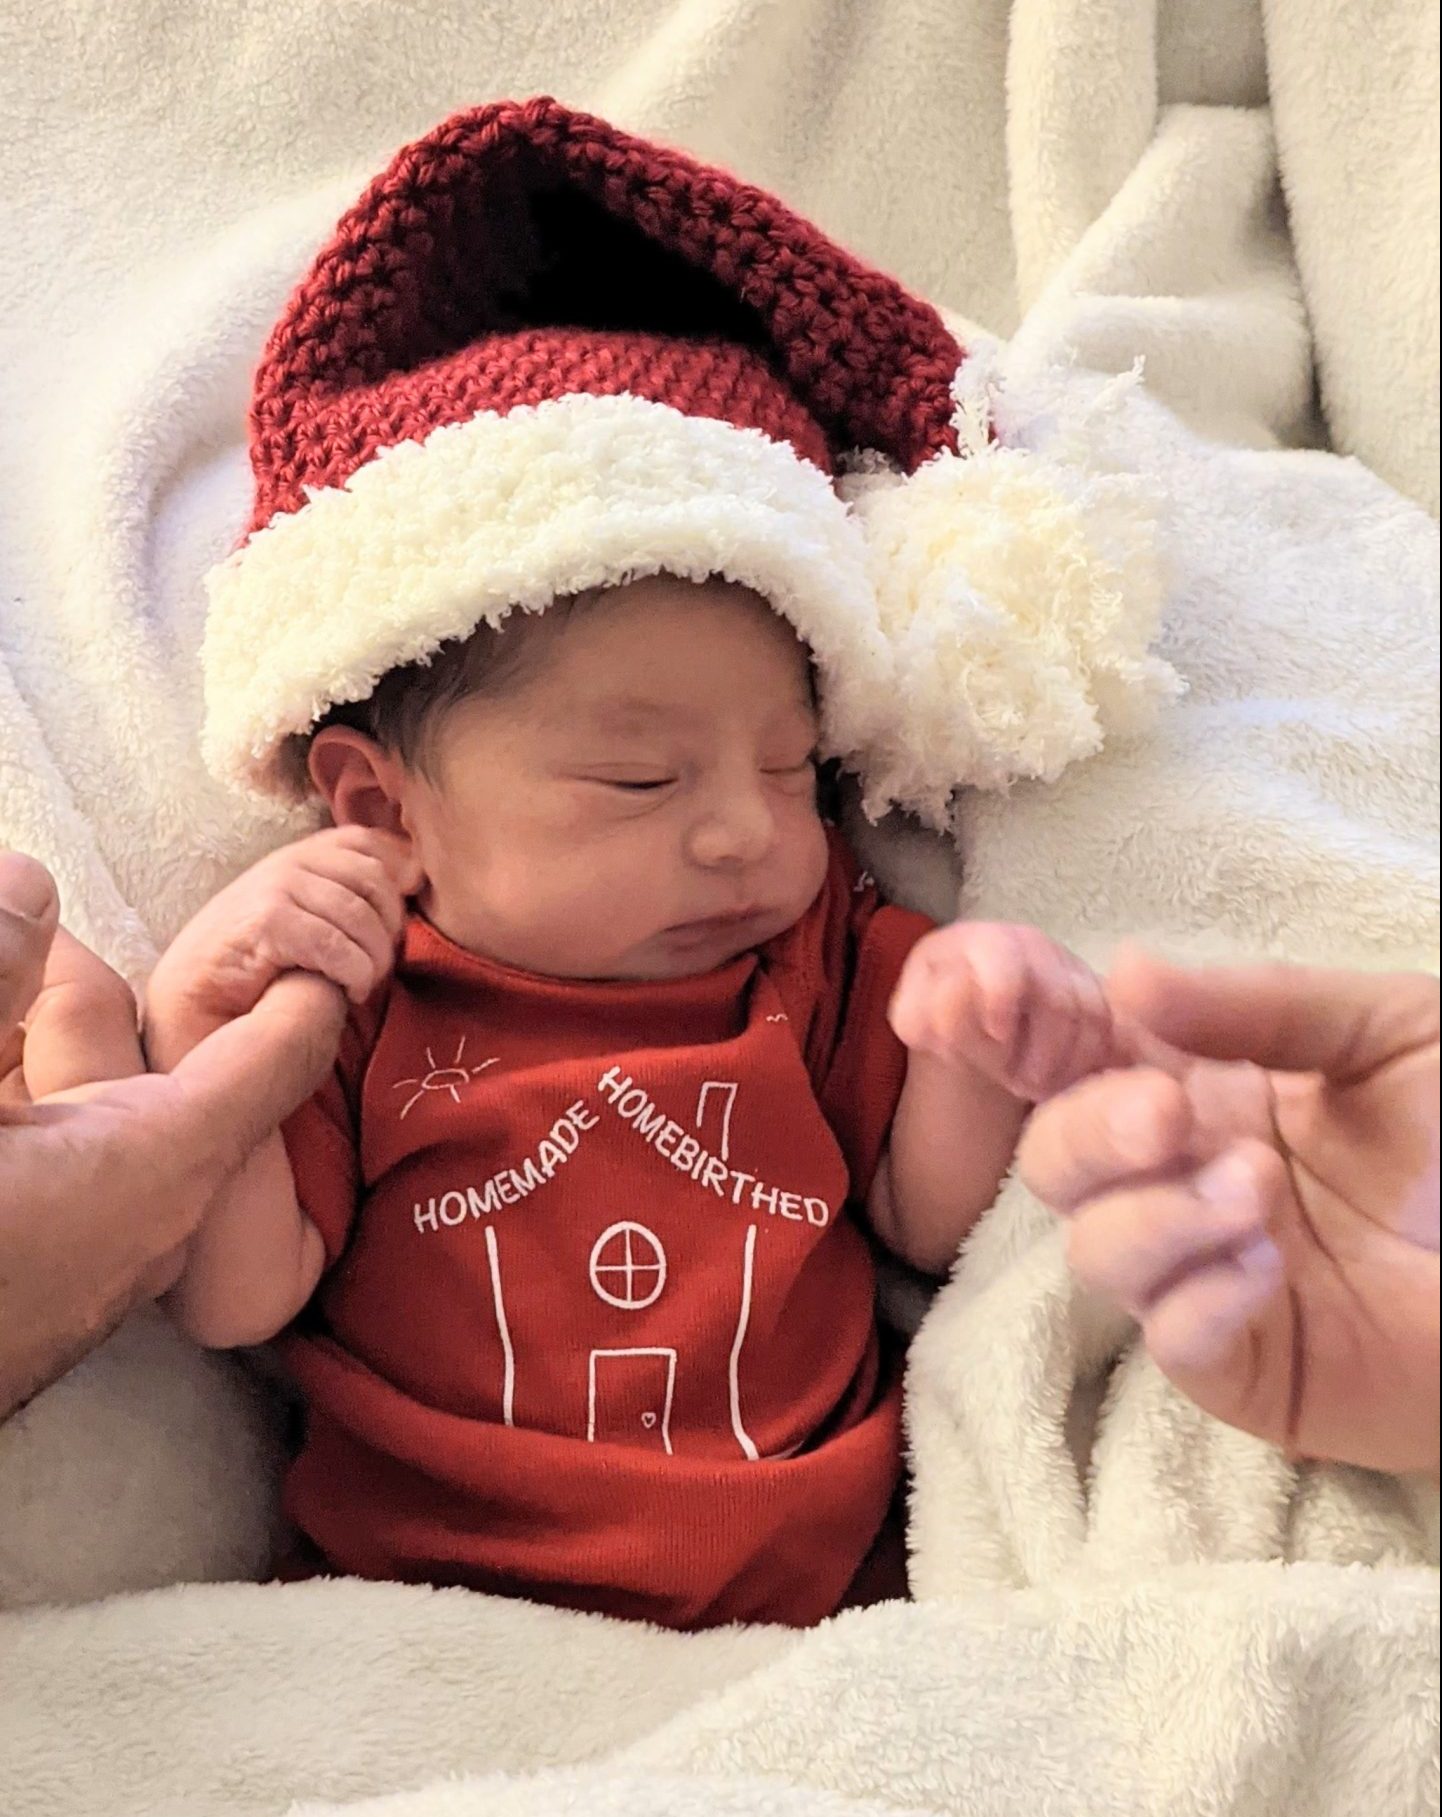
[{"left": 400, "top": 578, "right": 830, "bottom": 981}]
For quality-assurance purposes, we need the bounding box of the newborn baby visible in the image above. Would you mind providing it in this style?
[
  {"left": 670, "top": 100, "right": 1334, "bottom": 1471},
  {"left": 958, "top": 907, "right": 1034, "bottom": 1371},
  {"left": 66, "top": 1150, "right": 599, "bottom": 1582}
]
[
  {"left": 148, "top": 574, "right": 1122, "bottom": 1628},
  {"left": 166, "top": 96, "right": 1169, "bottom": 1629}
]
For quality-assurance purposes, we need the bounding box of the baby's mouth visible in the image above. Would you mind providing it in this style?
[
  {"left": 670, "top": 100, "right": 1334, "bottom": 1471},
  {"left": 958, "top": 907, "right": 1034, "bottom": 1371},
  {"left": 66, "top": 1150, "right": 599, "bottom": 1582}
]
[{"left": 666, "top": 908, "right": 766, "bottom": 941}]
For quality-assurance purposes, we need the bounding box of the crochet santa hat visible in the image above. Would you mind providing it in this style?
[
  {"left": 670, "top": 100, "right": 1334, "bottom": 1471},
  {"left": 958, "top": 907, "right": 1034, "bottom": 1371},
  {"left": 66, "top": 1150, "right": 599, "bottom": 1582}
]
[{"left": 203, "top": 96, "right": 1171, "bottom": 826}]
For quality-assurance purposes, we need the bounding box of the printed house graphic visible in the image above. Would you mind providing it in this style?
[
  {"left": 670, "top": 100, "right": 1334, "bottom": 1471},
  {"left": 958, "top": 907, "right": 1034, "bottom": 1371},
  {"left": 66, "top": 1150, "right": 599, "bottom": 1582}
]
[{"left": 480, "top": 1082, "right": 763, "bottom": 1460}]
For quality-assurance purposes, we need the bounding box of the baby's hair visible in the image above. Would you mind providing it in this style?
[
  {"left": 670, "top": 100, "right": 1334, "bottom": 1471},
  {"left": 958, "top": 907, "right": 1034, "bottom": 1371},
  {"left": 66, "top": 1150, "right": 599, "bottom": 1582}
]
[{"left": 314, "top": 592, "right": 596, "bottom": 775}]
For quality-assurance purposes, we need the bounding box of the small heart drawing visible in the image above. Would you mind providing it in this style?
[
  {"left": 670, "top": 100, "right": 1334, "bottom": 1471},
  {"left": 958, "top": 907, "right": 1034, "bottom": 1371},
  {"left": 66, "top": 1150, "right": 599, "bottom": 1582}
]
[{"left": 641, "top": 1412, "right": 658, "bottom": 1429}]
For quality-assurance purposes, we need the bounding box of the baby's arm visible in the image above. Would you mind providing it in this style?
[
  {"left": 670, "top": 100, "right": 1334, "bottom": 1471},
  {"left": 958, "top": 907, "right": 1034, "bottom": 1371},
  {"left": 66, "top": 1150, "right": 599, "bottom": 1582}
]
[
  {"left": 144, "top": 827, "right": 419, "bottom": 1348},
  {"left": 869, "top": 924, "right": 1127, "bottom": 1275}
]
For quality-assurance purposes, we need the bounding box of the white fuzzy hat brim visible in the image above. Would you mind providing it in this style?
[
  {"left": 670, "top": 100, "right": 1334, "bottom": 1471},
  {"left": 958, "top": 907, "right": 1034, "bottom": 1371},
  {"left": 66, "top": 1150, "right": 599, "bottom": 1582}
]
[
  {"left": 203, "top": 373, "right": 1180, "bottom": 826},
  {"left": 202, "top": 393, "right": 895, "bottom": 801}
]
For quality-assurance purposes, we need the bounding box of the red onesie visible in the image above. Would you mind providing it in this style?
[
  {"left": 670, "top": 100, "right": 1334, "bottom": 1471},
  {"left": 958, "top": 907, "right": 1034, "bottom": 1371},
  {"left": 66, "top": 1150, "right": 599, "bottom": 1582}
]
[{"left": 280, "top": 832, "right": 932, "bottom": 1628}]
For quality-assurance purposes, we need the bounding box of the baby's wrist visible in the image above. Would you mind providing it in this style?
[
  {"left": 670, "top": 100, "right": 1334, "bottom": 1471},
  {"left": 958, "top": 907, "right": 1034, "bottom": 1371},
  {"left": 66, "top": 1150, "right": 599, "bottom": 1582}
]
[
  {"left": 140, "top": 971, "right": 228, "bottom": 1071},
  {"left": 897, "top": 1036, "right": 972, "bottom": 1079}
]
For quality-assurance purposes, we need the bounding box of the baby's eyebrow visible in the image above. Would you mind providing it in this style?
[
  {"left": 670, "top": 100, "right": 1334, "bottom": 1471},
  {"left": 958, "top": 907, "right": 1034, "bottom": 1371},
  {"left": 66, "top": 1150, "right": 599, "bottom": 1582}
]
[
  {"left": 573, "top": 697, "right": 686, "bottom": 736},
  {"left": 562, "top": 693, "right": 819, "bottom": 739}
]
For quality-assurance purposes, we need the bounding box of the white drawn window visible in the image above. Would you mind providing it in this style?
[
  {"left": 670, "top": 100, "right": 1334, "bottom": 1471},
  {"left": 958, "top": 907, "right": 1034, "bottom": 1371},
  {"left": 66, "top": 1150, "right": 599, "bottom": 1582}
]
[{"left": 588, "top": 1221, "right": 667, "bottom": 1311}]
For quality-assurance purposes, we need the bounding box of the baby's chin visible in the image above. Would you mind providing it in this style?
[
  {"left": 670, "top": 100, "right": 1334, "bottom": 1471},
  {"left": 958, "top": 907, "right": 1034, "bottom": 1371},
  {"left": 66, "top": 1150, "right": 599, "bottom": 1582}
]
[
  {"left": 623, "top": 946, "right": 755, "bottom": 983},
  {"left": 632, "top": 907, "right": 799, "bottom": 979}
]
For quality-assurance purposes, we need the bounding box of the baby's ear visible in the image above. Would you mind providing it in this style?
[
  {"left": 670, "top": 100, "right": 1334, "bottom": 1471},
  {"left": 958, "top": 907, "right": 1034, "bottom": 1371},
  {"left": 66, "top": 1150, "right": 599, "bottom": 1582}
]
[{"left": 308, "top": 727, "right": 411, "bottom": 841}]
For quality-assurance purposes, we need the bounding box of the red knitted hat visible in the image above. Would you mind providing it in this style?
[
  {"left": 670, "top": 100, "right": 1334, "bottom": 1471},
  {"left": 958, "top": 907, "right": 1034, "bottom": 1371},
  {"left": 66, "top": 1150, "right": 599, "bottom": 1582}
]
[{"left": 204, "top": 97, "right": 1170, "bottom": 821}]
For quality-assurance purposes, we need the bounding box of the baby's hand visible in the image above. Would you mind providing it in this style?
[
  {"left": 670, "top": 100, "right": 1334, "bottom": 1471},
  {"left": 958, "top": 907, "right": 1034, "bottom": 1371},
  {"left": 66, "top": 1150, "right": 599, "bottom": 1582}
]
[
  {"left": 147, "top": 827, "right": 423, "bottom": 1039},
  {"left": 889, "top": 922, "right": 1128, "bottom": 1104}
]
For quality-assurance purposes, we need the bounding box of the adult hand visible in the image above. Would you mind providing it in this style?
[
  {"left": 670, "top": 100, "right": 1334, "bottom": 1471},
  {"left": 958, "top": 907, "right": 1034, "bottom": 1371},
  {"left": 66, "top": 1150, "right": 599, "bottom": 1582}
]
[
  {"left": 1019, "top": 952, "right": 1440, "bottom": 1477},
  {"left": 0, "top": 852, "right": 345, "bottom": 1420}
]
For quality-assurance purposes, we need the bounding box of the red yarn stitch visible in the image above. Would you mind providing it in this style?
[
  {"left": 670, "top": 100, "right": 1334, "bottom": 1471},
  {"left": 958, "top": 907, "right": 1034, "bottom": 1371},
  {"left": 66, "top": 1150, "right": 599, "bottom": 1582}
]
[{"left": 244, "top": 97, "right": 966, "bottom": 538}]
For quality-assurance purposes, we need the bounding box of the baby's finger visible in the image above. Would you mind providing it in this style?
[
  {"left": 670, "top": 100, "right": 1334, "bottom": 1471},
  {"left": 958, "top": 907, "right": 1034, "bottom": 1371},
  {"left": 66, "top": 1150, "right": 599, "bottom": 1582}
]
[
  {"left": 287, "top": 871, "right": 397, "bottom": 982},
  {"left": 1056, "top": 954, "right": 1124, "bottom": 1085},
  {"left": 893, "top": 923, "right": 1047, "bottom": 1084},
  {"left": 1141, "top": 1239, "right": 1286, "bottom": 1377},
  {"left": 303, "top": 843, "right": 414, "bottom": 941},
  {"left": 892, "top": 965, "right": 971, "bottom": 1062},
  {"left": 1065, "top": 1143, "right": 1284, "bottom": 1313},
  {"left": 1009, "top": 945, "right": 1111, "bottom": 1101},
  {"left": 322, "top": 827, "right": 424, "bottom": 900},
  {"left": 964, "top": 926, "right": 1031, "bottom": 1054},
  {"left": 266, "top": 905, "right": 382, "bottom": 1006},
  {"left": 889, "top": 934, "right": 972, "bottom": 1053}
]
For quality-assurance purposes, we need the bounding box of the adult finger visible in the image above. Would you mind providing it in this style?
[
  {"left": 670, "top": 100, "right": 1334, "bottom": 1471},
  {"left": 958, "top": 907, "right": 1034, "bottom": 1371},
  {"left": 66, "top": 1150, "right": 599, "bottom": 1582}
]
[
  {"left": 1065, "top": 1143, "right": 1286, "bottom": 1313},
  {"left": 1019, "top": 1058, "right": 1280, "bottom": 1215},
  {"left": 0, "top": 1024, "right": 25, "bottom": 1104},
  {"left": 1018, "top": 1068, "right": 1196, "bottom": 1212},
  {"left": 1108, "top": 949, "right": 1440, "bottom": 1081},
  {"left": 23, "top": 925, "right": 144, "bottom": 1097},
  {"left": 166, "top": 971, "right": 347, "bottom": 1181},
  {"left": 0, "top": 852, "right": 60, "bottom": 1034},
  {"left": 1141, "top": 1240, "right": 1286, "bottom": 1379}
]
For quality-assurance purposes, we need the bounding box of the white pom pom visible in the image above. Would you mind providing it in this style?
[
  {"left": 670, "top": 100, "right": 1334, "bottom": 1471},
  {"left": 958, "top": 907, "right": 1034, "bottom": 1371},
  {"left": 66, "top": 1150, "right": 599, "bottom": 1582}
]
[{"left": 842, "top": 371, "right": 1181, "bottom": 829}]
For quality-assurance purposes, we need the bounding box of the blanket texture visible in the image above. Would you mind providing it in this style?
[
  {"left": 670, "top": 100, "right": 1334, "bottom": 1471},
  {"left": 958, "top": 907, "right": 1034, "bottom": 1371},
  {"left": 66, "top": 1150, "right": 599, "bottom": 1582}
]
[{"left": 0, "top": 3, "right": 1438, "bottom": 1815}]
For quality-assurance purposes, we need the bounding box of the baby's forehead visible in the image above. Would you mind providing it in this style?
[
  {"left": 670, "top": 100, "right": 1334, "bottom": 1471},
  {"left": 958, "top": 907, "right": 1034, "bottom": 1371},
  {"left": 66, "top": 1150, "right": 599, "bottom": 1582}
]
[{"left": 502, "top": 578, "right": 819, "bottom": 729}]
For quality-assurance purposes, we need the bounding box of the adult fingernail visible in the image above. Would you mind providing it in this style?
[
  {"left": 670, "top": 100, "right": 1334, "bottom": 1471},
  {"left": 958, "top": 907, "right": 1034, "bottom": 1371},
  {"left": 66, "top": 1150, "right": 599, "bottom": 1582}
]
[
  {"left": 1197, "top": 1151, "right": 1259, "bottom": 1214},
  {"left": 1234, "top": 1235, "right": 1282, "bottom": 1280},
  {"left": 0, "top": 853, "right": 59, "bottom": 923}
]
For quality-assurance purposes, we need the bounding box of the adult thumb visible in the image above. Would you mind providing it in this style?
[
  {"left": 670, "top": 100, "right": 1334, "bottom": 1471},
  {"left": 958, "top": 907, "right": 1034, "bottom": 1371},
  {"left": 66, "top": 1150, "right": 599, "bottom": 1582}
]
[
  {"left": 167, "top": 973, "right": 347, "bottom": 1182},
  {"left": 0, "top": 853, "right": 61, "bottom": 1034},
  {"left": 1107, "top": 948, "right": 1439, "bottom": 1082}
]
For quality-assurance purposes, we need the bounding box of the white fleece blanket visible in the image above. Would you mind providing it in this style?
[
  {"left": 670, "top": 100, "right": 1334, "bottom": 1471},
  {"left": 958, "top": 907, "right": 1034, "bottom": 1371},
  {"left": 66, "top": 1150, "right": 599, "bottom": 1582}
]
[{"left": 1, "top": 4, "right": 1439, "bottom": 1815}]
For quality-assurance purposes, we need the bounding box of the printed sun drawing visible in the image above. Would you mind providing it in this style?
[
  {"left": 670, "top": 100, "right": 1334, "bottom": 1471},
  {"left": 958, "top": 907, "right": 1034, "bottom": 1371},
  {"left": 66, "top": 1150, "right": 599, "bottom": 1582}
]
[{"left": 393, "top": 1038, "right": 500, "bottom": 1120}]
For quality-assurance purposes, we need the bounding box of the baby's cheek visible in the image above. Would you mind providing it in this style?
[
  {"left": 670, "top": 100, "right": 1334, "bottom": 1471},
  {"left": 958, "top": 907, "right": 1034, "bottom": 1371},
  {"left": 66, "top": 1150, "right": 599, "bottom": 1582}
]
[
  {"left": 788, "top": 805, "right": 830, "bottom": 889},
  {"left": 517, "top": 838, "right": 630, "bottom": 924}
]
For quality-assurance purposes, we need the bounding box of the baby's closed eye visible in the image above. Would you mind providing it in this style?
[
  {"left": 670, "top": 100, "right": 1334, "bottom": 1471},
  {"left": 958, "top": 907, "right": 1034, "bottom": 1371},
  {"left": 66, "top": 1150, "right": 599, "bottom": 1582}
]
[
  {"left": 572, "top": 768, "right": 679, "bottom": 795},
  {"left": 763, "top": 753, "right": 820, "bottom": 793}
]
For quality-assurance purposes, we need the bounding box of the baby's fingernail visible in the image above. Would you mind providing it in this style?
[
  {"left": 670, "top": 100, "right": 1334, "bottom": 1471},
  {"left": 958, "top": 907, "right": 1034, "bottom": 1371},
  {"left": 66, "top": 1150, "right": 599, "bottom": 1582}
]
[
  {"left": 0, "top": 853, "right": 59, "bottom": 923},
  {"left": 1197, "top": 1151, "right": 1259, "bottom": 1213}
]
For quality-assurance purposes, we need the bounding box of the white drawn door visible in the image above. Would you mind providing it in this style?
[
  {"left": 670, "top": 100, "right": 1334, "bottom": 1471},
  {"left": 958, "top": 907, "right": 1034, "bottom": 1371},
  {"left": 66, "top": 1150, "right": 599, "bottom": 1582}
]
[{"left": 587, "top": 1348, "right": 676, "bottom": 1455}]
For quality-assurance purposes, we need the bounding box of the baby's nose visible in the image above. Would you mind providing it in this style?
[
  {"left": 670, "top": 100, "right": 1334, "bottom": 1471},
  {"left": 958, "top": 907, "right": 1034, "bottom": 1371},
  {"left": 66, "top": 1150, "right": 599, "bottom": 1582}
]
[{"left": 687, "top": 792, "right": 777, "bottom": 869}]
